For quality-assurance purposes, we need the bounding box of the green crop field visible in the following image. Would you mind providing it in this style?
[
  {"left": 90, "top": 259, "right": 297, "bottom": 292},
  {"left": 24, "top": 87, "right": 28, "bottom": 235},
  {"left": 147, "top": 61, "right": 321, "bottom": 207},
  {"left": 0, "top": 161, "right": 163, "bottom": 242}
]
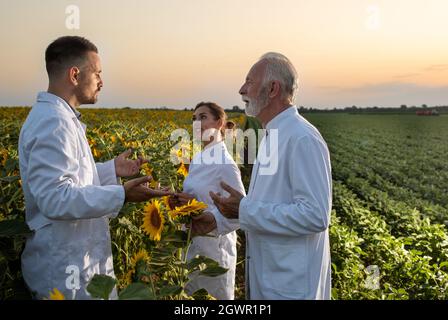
[{"left": 1, "top": 107, "right": 448, "bottom": 299}]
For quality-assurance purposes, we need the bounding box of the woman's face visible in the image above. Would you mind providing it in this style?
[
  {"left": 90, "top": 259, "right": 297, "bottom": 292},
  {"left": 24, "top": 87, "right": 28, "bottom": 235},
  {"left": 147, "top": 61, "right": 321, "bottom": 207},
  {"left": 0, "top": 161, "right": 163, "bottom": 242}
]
[{"left": 192, "top": 106, "right": 223, "bottom": 139}]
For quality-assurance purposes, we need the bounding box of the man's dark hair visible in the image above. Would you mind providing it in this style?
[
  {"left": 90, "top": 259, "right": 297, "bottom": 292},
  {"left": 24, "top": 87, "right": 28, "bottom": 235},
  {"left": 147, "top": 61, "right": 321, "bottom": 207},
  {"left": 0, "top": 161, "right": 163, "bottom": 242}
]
[{"left": 45, "top": 36, "right": 98, "bottom": 78}]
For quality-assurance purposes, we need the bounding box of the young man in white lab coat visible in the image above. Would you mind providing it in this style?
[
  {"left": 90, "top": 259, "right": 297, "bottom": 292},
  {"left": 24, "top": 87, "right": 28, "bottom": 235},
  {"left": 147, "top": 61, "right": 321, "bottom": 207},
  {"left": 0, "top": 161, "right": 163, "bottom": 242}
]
[
  {"left": 195, "top": 52, "right": 332, "bottom": 299},
  {"left": 18, "top": 36, "right": 172, "bottom": 299}
]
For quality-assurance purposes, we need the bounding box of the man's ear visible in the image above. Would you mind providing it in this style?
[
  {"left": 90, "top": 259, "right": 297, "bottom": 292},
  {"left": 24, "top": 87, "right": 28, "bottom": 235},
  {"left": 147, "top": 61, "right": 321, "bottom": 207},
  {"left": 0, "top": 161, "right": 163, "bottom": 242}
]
[
  {"left": 69, "top": 66, "right": 80, "bottom": 85},
  {"left": 269, "top": 80, "right": 281, "bottom": 99}
]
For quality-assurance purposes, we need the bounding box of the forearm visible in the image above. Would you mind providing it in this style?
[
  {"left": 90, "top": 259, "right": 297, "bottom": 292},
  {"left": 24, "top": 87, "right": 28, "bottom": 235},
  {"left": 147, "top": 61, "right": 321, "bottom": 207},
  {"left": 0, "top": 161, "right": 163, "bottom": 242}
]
[
  {"left": 34, "top": 183, "right": 125, "bottom": 220},
  {"left": 239, "top": 197, "right": 330, "bottom": 236}
]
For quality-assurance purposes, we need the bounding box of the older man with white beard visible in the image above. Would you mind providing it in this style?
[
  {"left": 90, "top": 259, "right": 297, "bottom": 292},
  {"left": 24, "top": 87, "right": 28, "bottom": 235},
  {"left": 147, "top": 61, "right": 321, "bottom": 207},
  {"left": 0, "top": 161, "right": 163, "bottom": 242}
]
[{"left": 193, "top": 52, "right": 332, "bottom": 300}]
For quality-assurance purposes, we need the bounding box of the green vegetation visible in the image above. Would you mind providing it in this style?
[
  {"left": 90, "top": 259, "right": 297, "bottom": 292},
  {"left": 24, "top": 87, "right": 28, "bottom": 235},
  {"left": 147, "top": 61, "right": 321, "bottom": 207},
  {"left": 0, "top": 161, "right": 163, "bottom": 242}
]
[{"left": 1, "top": 108, "right": 447, "bottom": 299}]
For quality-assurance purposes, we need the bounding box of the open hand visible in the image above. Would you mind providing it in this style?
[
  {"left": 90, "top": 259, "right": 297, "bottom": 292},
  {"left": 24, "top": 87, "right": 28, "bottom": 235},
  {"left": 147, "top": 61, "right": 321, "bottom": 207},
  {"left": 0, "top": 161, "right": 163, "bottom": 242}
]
[
  {"left": 123, "top": 176, "right": 173, "bottom": 203},
  {"left": 209, "top": 181, "right": 244, "bottom": 219},
  {"left": 114, "top": 149, "right": 148, "bottom": 178}
]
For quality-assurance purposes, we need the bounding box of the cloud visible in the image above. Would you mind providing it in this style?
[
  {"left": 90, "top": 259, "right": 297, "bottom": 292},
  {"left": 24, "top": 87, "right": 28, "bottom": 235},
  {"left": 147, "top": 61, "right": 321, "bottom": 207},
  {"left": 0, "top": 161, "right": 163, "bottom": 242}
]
[
  {"left": 391, "top": 65, "right": 448, "bottom": 80},
  {"left": 318, "top": 81, "right": 448, "bottom": 95},
  {"left": 425, "top": 64, "right": 448, "bottom": 72},
  {"left": 314, "top": 81, "right": 448, "bottom": 107},
  {"left": 317, "top": 85, "right": 344, "bottom": 92},
  {"left": 348, "top": 81, "right": 447, "bottom": 94},
  {"left": 393, "top": 73, "right": 421, "bottom": 79}
]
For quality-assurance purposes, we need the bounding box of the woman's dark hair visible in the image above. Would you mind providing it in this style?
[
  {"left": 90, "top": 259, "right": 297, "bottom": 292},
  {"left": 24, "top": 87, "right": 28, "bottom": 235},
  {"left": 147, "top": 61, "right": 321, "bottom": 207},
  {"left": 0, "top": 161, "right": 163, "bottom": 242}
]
[
  {"left": 45, "top": 36, "right": 98, "bottom": 78},
  {"left": 194, "top": 102, "right": 236, "bottom": 136}
]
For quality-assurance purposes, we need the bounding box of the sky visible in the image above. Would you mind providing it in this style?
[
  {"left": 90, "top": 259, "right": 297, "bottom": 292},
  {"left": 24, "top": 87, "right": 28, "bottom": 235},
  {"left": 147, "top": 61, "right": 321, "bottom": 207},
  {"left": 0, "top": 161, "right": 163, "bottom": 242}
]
[{"left": 0, "top": 0, "right": 447, "bottom": 109}]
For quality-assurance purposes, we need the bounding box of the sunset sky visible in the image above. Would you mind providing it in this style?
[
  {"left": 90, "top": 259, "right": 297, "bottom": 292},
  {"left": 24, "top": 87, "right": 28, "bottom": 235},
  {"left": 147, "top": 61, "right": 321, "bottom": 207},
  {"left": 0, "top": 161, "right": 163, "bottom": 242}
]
[{"left": 0, "top": 0, "right": 447, "bottom": 109}]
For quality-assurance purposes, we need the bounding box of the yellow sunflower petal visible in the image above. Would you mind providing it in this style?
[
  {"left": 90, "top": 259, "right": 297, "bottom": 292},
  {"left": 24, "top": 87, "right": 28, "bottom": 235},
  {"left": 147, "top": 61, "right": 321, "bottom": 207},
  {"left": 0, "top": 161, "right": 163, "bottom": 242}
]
[
  {"left": 169, "top": 198, "right": 208, "bottom": 219},
  {"left": 123, "top": 269, "right": 135, "bottom": 286},
  {"left": 48, "top": 288, "right": 65, "bottom": 300},
  {"left": 142, "top": 200, "right": 165, "bottom": 241},
  {"left": 141, "top": 163, "right": 153, "bottom": 176},
  {"left": 130, "top": 250, "right": 150, "bottom": 267},
  {"left": 177, "top": 162, "right": 188, "bottom": 178}
]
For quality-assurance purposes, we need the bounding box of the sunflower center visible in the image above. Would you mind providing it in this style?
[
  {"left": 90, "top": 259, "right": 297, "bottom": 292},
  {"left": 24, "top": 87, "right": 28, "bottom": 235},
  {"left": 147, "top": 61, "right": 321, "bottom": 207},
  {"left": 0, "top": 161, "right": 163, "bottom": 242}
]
[{"left": 150, "top": 209, "right": 161, "bottom": 228}]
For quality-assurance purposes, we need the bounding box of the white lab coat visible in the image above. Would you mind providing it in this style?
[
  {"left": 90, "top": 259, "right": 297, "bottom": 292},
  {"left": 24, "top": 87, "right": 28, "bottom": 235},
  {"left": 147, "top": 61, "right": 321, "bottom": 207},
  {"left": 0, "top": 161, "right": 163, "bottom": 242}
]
[
  {"left": 18, "top": 92, "right": 125, "bottom": 300},
  {"left": 239, "top": 106, "right": 332, "bottom": 300},
  {"left": 183, "top": 140, "right": 246, "bottom": 300}
]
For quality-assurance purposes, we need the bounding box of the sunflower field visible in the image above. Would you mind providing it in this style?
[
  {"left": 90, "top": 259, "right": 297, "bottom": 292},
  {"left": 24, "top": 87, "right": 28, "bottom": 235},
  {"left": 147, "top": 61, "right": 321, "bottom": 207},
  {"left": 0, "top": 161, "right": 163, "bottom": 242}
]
[{"left": 1, "top": 107, "right": 448, "bottom": 300}]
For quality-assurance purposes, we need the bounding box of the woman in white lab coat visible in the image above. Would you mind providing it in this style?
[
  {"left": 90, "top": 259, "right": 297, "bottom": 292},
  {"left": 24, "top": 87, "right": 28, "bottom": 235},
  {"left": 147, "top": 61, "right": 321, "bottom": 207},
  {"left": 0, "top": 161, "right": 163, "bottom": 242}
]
[{"left": 171, "top": 102, "right": 246, "bottom": 300}]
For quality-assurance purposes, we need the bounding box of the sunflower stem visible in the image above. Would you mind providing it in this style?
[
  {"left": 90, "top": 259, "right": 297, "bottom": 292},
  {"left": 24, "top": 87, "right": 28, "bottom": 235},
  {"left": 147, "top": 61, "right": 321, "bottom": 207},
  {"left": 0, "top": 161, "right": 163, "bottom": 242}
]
[
  {"left": 183, "top": 223, "right": 192, "bottom": 265},
  {"left": 148, "top": 269, "right": 157, "bottom": 300}
]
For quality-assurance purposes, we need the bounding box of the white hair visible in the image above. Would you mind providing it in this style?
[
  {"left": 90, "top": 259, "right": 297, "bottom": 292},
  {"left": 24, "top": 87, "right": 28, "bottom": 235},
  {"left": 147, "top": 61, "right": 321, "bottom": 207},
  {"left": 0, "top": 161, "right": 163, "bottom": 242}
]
[{"left": 258, "top": 52, "right": 298, "bottom": 103}]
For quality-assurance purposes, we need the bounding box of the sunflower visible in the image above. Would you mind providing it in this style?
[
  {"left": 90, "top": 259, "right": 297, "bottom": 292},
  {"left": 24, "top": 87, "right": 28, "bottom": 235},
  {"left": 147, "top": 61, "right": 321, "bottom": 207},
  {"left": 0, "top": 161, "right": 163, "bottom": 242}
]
[
  {"left": 141, "top": 163, "right": 153, "bottom": 176},
  {"left": 142, "top": 200, "right": 165, "bottom": 241},
  {"left": 124, "top": 250, "right": 150, "bottom": 286},
  {"left": 177, "top": 161, "right": 189, "bottom": 178},
  {"left": 170, "top": 148, "right": 181, "bottom": 163},
  {"left": 163, "top": 196, "right": 176, "bottom": 210},
  {"left": 48, "top": 288, "right": 65, "bottom": 300},
  {"left": 170, "top": 144, "right": 191, "bottom": 164},
  {"left": 88, "top": 138, "right": 96, "bottom": 147},
  {"left": 149, "top": 179, "right": 160, "bottom": 189},
  {"left": 92, "top": 147, "right": 102, "bottom": 159},
  {"left": 0, "top": 149, "right": 7, "bottom": 166},
  {"left": 123, "top": 269, "right": 134, "bottom": 286},
  {"left": 141, "top": 163, "right": 160, "bottom": 188},
  {"left": 169, "top": 198, "right": 208, "bottom": 219},
  {"left": 130, "top": 250, "right": 150, "bottom": 267}
]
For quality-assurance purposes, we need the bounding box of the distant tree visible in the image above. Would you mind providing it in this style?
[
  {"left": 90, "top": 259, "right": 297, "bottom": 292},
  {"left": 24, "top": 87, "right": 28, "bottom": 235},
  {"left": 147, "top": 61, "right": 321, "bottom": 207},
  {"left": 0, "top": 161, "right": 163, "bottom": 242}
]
[
  {"left": 400, "top": 104, "right": 407, "bottom": 110},
  {"left": 422, "top": 104, "right": 428, "bottom": 108}
]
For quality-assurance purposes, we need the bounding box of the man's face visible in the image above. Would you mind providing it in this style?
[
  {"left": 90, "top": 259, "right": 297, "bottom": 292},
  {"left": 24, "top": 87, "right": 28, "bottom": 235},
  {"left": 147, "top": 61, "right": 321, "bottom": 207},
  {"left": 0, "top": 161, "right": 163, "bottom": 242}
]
[
  {"left": 239, "top": 61, "right": 269, "bottom": 117},
  {"left": 74, "top": 51, "right": 103, "bottom": 105}
]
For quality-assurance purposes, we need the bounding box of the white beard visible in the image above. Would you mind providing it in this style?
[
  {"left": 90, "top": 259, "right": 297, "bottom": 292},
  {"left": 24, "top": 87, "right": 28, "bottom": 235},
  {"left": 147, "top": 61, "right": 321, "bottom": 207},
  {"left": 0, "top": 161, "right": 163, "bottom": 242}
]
[{"left": 244, "top": 86, "right": 269, "bottom": 117}]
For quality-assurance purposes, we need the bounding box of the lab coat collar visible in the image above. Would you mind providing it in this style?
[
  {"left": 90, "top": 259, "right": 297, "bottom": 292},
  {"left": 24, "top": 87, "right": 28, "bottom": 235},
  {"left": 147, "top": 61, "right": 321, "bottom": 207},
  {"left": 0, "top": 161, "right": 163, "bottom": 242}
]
[
  {"left": 36, "top": 91, "right": 82, "bottom": 120},
  {"left": 265, "top": 105, "right": 297, "bottom": 131}
]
